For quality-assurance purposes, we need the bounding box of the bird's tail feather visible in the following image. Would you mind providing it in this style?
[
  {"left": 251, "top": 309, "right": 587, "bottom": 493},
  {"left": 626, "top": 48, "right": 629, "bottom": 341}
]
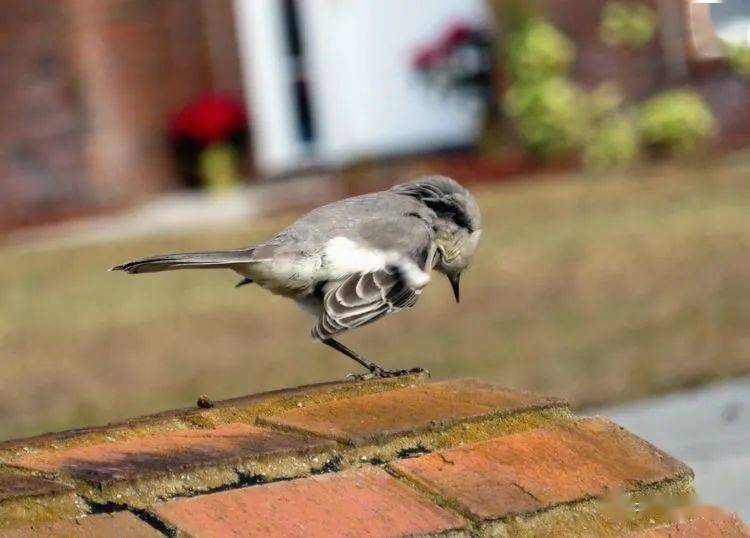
[{"left": 111, "top": 248, "right": 256, "bottom": 274}]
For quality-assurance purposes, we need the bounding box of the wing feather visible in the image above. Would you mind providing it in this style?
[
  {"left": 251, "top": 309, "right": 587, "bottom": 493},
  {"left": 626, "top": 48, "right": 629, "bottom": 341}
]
[
  {"left": 310, "top": 212, "right": 437, "bottom": 340},
  {"left": 311, "top": 261, "right": 426, "bottom": 340}
]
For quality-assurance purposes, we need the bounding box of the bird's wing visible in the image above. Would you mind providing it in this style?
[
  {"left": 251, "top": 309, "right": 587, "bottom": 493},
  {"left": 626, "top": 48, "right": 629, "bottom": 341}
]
[
  {"left": 311, "top": 262, "right": 424, "bottom": 340},
  {"left": 311, "top": 215, "right": 436, "bottom": 340}
]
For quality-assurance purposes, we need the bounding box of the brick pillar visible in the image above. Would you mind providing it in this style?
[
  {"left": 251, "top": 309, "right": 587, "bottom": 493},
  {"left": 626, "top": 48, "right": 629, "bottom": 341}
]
[
  {"left": 65, "top": 0, "right": 191, "bottom": 202},
  {"left": 0, "top": 1, "right": 89, "bottom": 227},
  {"left": 0, "top": 0, "right": 245, "bottom": 230}
]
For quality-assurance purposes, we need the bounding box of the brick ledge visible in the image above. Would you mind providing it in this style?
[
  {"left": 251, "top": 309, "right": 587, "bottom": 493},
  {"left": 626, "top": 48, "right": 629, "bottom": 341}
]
[{"left": 0, "top": 377, "right": 745, "bottom": 537}]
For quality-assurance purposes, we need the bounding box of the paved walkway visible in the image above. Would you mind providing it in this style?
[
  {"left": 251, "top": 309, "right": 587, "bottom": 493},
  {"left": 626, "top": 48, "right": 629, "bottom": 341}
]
[
  {"left": 593, "top": 376, "right": 750, "bottom": 519},
  {"left": 4, "top": 174, "right": 337, "bottom": 252}
]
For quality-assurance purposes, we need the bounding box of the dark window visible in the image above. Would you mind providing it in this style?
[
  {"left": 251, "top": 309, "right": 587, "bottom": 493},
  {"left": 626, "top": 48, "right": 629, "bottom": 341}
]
[
  {"left": 281, "top": 0, "right": 316, "bottom": 144},
  {"left": 293, "top": 79, "right": 315, "bottom": 143},
  {"left": 281, "top": 0, "right": 303, "bottom": 57}
]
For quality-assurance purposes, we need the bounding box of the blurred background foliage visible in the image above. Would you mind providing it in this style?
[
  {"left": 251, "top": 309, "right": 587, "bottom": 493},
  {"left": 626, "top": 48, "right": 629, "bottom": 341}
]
[
  {"left": 487, "top": 1, "right": 717, "bottom": 171},
  {"left": 505, "top": 18, "right": 574, "bottom": 83},
  {"left": 726, "top": 42, "right": 750, "bottom": 78},
  {"left": 599, "top": 1, "right": 657, "bottom": 48},
  {"left": 637, "top": 90, "right": 717, "bottom": 157}
]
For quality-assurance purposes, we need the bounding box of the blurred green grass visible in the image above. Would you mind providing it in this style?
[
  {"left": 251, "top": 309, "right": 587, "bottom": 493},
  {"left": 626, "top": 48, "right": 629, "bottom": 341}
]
[{"left": 1, "top": 154, "right": 749, "bottom": 440}]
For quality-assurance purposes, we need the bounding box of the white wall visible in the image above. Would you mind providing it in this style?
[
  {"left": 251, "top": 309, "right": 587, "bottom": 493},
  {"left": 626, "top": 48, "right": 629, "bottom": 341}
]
[
  {"left": 234, "top": 0, "right": 487, "bottom": 175},
  {"left": 234, "top": 1, "right": 308, "bottom": 174}
]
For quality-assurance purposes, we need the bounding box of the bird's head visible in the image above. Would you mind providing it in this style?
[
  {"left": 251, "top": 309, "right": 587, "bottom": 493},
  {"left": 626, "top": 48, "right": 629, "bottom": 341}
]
[{"left": 391, "top": 175, "right": 482, "bottom": 302}]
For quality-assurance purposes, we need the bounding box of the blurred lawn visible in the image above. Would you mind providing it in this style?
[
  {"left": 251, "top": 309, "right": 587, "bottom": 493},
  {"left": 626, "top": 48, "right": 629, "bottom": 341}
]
[{"left": 1, "top": 153, "right": 749, "bottom": 440}]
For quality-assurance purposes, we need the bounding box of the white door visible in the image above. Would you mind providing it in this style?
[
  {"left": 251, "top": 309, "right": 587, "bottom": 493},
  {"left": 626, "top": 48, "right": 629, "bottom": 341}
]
[{"left": 235, "top": 0, "right": 488, "bottom": 175}]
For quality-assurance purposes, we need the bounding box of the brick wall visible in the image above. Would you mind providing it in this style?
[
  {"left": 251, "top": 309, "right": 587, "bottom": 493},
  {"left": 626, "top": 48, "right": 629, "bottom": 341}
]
[
  {"left": 548, "top": 0, "right": 670, "bottom": 99},
  {"left": 0, "top": 376, "right": 746, "bottom": 536},
  {"left": 0, "top": 0, "right": 243, "bottom": 231},
  {"left": 0, "top": 1, "right": 89, "bottom": 229}
]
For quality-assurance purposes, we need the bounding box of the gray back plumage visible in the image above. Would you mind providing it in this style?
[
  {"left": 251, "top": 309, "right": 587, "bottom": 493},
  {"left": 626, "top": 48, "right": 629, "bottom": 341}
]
[
  {"left": 390, "top": 175, "right": 482, "bottom": 233},
  {"left": 265, "top": 175, "right": 480, "bottom": 256},
  {"left": 263, "top": 191, "right": 436, "bottom": 261}
]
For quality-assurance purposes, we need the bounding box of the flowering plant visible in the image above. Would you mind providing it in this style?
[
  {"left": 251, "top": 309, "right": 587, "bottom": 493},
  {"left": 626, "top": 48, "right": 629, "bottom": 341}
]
[
  {"left": 168, "top": 93, "right": 248, "bottom": 191},
  {"left": 411, "top": 21, "right": 492, "bottom": 99},
  {"left": 169, "top": 93, "right": 247, "bottom": 145}
]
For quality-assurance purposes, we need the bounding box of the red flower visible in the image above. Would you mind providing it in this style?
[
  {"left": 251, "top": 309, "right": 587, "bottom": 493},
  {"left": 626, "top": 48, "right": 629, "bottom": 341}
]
[
  {"left": 412, "top": 21, "right": 481, "bottom": 72},
  {"left": 169, "top": 93, "right": 247, "bottom": 145},
  {"left": 441, "top": 22, "right": 474, "bottom": 51},
  {"left": 413, "top": 46, "right": 442, "bottom": 70}
]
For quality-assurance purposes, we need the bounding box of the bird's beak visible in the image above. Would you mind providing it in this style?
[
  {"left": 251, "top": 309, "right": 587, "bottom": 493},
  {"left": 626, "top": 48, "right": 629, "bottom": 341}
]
[{"left": 449, "top": 273, "right": 461, "bottom": 303}]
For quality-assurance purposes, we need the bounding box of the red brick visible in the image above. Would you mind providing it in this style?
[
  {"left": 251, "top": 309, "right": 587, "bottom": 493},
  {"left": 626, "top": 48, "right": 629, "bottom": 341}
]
[
  {"left": 0, "top": 474, "right": 72, "bottom": 502},
  {"left": 260, "top": 379, "right": 565, "bottom": 445},
  {"left": 390, "top": 418, "right": 691, "bottom": 522},
  {"left": 629, "top": 506, "right": 750, "bottom": 537},
  {"left": 0, "top": 512, "right": 161, "bottom": 537},
  {"left": 9, "top": 424, "right": 333, "bottom": 485},
  {"left": 0, "top": 375, "right": 423, "bottom": 456},
  {"left": 0, "top": 473, "right": 80, "bottom": 528},
  {"left": 153, "top": 466, "right": 466, "bottom": 537}
]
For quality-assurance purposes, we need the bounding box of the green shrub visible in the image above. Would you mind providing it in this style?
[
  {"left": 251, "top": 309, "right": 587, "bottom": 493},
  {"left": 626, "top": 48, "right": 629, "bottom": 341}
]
[
  {"left": 504, "top": 77, "right": 588, "bottom": 157},
  {"left": 506, "top": 19, "right": 575, "bottom": 83},
  {"left": 583, "top": 113, "right": 640, "bottom": 172},
  {"left": 587, "top": 82, "right": 626, "bottom": 121},
  {"left": 726, "top": 43, "right": 750, "bottom": 78},
  {"left": 501, "top": 17, "right": 716, "bottom": 168},
  {"left": 600, "top": 1, "right": 657, "bottom": 48},
  {"left": 581, "top": 83, "right": 640, "bottom": 172},
  {"left": 637, "top": 90, "right": 717, "bottom": 156}
]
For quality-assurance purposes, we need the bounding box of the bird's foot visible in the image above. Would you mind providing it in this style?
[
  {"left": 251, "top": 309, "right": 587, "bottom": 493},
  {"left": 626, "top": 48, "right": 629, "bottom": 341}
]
[
  {"left": 346, "top": 371, "right": 377, "bottom": 381},
  {"left": 347, "top": 366, "right": 430, "bottom": 381}
]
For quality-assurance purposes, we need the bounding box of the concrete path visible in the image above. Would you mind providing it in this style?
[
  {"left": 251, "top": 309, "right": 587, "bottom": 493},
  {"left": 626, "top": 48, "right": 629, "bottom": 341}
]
[
  {"left": 4, "top": 174, "right": 337, "bottom": 252},
  {"left": 592, "top": 376, "right": 750, "bottom": 520}
]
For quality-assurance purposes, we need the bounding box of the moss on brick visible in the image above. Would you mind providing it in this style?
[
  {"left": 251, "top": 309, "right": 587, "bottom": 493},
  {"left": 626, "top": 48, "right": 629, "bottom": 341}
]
[
  {"left": 0, "top": 419, "right": 188, "bottom": 464},
  {"left": 180, "top": 374, "right": 428, "bottom": 430},
  {"left": 0, "top": 491, "right": 86, "bottom": 529},
  {"left": 352, "top": 406, "right": 572, "bottom": 466},
  {"left": 0, "top": 374, "right": 426, "bottom": 463},
  {"left": 71, "top": 449, "right": 339, "bottom": 509},
  {"left": 479, "top": 476, "right": 695, "bottom": 537},
  {"left": 82, "top": 401, "right": 566, "bottom": 510}
]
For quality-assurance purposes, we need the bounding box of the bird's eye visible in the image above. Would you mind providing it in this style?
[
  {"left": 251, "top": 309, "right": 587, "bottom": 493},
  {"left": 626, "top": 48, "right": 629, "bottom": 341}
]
[{"left": 451, "top": 212, "right": 473, "bottom": 233}]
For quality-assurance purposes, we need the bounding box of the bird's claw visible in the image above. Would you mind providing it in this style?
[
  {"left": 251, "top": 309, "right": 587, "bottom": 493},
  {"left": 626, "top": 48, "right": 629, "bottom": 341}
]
[
  {"left": 346, "top": 372, "right": 377, "bottom": 381},
  {"left": 346, "top": 366, "right": 430, "bottom": 381}
]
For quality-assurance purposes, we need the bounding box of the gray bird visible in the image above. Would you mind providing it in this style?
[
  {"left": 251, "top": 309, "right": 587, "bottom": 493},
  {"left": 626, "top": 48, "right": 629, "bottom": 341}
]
[{"left": 112, "top": 175, "right": 482, "bottom": 378}]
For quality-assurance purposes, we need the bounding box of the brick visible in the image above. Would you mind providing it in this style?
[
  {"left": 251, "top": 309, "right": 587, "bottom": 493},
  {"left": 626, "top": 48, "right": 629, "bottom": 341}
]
[
  {"left": 10, "top": 423, "right": 333, "bottom": 483},
  {"left": 260, "top": 379, "right": 565, "bottom": 445},
  {"left": 629, "top": 506, "right": 750, "bottom": 537},
  {"left": 153, "top": 466, "right": 467, "bottom": 537},
  {"left": 0, "top": 512, "right": 162, "bottom": 537},
  {"left": 0, "top": 374, "right": 423, "bottom": 457},
  {"left": 390, "top": 418, "right": 692, "bottom": 522},
  {"left": 0, "top": 473, "right": 80, "bottom": 527},
  {"left": 0, "top": 474, "right": 72, "bottom": 502}
]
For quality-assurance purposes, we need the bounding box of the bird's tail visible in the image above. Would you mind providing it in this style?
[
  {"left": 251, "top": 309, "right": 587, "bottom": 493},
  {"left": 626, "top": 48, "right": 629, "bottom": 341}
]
[{"left": 111, "top": 248, "right": 256, "bottom": 274}]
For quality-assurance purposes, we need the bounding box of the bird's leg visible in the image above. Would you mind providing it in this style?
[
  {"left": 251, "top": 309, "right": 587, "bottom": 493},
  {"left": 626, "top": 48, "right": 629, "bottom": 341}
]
[
  {"left": 322, "top": 338, "right": 386, "bottom": 376},
  {"left": 322, "top": 338, "right": 428, "bottom": 379}
]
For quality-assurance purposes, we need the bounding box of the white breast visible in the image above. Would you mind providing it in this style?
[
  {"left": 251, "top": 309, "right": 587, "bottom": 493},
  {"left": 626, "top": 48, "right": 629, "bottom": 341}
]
[
  {"left": 322, "top": 236, "right": 430, "bottom": 289},
  {"left": 322, "top": 237, "right": 389, "bottom": 279}
]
